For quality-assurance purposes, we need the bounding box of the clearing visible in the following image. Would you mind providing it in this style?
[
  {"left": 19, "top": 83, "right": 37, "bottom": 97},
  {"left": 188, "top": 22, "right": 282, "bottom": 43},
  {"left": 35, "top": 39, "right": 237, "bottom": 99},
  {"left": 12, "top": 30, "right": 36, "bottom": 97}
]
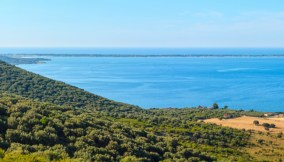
[{"left": 204, "top": 116, "right": 284, "bottom": 133}]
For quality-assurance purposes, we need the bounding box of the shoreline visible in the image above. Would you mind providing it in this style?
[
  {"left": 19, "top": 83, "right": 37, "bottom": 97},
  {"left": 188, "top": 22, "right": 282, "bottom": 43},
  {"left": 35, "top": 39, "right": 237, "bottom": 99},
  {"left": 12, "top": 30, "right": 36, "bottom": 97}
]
[{"left": 3, "top": 53, "right": 284, "bottom": 58}]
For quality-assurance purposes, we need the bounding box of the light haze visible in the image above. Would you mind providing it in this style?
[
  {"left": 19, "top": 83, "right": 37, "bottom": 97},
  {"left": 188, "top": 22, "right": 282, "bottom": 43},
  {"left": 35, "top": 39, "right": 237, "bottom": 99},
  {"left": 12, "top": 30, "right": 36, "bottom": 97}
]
[{"left": 0, "top": 0, "right": 284, "bottom": 47}]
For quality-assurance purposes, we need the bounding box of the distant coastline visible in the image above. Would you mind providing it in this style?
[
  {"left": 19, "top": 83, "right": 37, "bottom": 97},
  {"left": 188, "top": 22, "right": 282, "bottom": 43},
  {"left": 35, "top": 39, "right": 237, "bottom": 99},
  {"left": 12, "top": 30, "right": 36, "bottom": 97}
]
[
  {"left": 4, "top": 53, "right": 284, "bottom": 58},
  {"left": 1, "top": 47, "right": 284, "bottom": 56},
  {"left": 0, "top": 55, "right": 50, "bottom": 65}
]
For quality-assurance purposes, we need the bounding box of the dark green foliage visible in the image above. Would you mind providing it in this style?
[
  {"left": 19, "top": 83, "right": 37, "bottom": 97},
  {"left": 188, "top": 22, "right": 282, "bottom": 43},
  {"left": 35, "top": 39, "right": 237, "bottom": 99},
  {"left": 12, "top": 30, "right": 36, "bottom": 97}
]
[
  {"left": 212, "top": 103, "right": 219, "bottom": 109},
  {"left": 262, "top": 123, "right": 270, "bottom": 128},
  {"left": 262, "top": 123, "right": 276, "bottom": 129},
  {"left": 254, "top": 121, "right": 277, "bottom": 131},
  {"left": 253, "top": 120, "right": 259, "bottom": 125},
  {"left": 148, "top": 107, "right": 263, "bottom": 122},
  {"left": 0, "top": 61, "right": 140, "bottom": 113},
  {"left": 0, "top": 92, "right": 254, "bottom": 161},
  {"left": 0, "top": 61, "right": 257, "bottom": 161},
  {"left": 0, "top": 93, "right": 223, "bottom": 161},
  {"left": 270, "top": 123, "right": 276, "bottom": 128}
]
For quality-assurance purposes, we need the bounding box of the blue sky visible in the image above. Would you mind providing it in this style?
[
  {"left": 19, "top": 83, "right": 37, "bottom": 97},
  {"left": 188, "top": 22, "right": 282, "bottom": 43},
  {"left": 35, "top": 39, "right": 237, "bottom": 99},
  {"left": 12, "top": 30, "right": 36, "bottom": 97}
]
[{"left": 0, "top": 0, "right": 284, "bottom": 47}]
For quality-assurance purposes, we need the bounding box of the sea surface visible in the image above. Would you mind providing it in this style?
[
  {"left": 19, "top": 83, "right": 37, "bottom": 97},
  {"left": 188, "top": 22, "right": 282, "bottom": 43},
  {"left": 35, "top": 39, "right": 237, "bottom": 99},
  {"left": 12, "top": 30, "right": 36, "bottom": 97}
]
[
  {"left": 4, "top": 48, "right": 284, "bottom": 112},
  {"left": 1, "top": 47, "right": 284, "bottom": 55}
]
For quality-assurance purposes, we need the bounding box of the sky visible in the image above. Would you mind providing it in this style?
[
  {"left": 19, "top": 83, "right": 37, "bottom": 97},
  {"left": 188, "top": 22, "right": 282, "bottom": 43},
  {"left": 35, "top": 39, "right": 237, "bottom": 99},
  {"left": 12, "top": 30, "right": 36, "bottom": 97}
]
[{"left": 0, "top": 0, "right": 284, "bottom": 48}]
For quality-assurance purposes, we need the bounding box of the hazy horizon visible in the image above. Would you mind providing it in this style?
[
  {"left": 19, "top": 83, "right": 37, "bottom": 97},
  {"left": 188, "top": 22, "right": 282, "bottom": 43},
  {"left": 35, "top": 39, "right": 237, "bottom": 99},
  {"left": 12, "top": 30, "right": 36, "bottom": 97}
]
[{"left": 1, "top": 0, "right": 284, "bottom": 47}]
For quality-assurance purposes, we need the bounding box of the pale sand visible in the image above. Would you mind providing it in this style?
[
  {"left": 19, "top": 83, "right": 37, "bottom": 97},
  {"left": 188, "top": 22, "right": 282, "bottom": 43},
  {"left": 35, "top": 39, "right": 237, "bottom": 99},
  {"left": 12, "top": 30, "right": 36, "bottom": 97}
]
[{"left": 204, "top": 116, "right": 284, "bottom": 133}]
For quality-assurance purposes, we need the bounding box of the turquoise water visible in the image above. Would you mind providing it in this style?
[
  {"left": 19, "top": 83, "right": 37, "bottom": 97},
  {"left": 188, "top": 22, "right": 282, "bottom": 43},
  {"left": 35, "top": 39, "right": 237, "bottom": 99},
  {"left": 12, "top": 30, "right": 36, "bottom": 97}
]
[{"left": 17, "top": 55, "right": 284, "bottom": 112}]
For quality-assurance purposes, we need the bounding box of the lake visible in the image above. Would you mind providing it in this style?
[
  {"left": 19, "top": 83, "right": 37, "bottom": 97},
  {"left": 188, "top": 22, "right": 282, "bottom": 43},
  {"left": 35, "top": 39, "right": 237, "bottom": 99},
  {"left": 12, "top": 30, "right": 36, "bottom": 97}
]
[{"left": 16, "top": 52, "right": 284, "bottom": 112}]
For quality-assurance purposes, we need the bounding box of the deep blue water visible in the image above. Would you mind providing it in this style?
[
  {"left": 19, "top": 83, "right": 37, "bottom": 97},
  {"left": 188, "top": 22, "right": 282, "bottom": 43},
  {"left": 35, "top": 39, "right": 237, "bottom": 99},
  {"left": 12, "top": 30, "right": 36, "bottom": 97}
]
[{"left": 16, "top": 53, "right": 284, "bottom": 112}]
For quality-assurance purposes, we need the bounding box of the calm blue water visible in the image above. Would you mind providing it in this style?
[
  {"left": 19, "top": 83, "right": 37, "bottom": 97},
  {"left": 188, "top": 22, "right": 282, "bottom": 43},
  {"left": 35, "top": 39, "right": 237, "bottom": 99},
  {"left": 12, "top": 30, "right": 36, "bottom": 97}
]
[
  {"left": 1, "top": 47, "right": 284, "bottom": 55},
  {"left": 17, "top": 54, "right": 284, "bottom": 112}
]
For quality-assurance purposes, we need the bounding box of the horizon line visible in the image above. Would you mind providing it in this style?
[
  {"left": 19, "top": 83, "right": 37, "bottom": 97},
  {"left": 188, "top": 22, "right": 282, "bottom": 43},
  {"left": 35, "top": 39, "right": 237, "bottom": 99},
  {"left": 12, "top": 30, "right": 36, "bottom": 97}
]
[{"left": 1, "top": 47, "right": 284, "bottom": 49}]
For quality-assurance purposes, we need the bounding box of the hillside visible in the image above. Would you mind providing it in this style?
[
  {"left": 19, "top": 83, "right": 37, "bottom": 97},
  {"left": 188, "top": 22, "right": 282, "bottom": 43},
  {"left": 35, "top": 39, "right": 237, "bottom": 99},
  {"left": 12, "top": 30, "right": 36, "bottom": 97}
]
[
  {"left": 0, "top": 61, "right": 283, "bottom": 161},
  {"left": 0, "top": 61, "right": 140, "bottom": 113},
  {"left": 0, "top": 92, "right": 255, "bottom": 161}
]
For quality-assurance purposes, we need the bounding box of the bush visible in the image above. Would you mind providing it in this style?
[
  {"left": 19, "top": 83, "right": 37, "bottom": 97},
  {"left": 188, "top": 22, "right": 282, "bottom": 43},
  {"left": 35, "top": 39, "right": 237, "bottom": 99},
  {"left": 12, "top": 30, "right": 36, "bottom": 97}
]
[
  {"left": 257, "top": 139, "right": 264, "bottom": 144},
  {"left": 253, "top": 120, "right": 259, "bottom": 126},
  {"left": 0, "top": 148, "right": 5, "bottom": 158}
]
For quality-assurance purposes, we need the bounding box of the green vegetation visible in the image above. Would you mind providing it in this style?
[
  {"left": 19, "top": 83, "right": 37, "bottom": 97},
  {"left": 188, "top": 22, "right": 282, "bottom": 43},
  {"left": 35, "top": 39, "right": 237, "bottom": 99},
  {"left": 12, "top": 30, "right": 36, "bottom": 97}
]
[
  {"left": 212, "top": 103, "right": 219, "bottom": 109},
  {"left": 0, "top": 60, "right": 280, "bottom": 161},
  {"left": 0, "top": 61, "right": 140, "bottom": 113},
  {"left": 245, "top": 132, "right": 284, "bottom": 161},
  {"left": 0, "top": 92, "right": 254, "bottom": 161},
  {"left": 0, "top": 55, "right": 50, "bottom": 65},
  {"left": 253, "top": 120, "right": 277, "bottom": 131},
  {"left": 253, "top": 120, "right": 260, "bottom": 126}
]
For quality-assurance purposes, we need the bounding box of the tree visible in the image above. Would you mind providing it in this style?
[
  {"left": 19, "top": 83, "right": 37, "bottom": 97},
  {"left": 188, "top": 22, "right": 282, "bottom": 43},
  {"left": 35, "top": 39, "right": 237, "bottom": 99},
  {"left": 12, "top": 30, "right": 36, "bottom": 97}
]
[
  {"left": 212, "top": 103, "right": 219, "bottom": 109},
  {"left": 262, "top": 123, "right": 271, "bottom": 131},
  {"left": 270, "top": 123, "right": 276, "bottom": 128},
  {"left": 253, "top": 120, "right": 259, "bottom": 126}
]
